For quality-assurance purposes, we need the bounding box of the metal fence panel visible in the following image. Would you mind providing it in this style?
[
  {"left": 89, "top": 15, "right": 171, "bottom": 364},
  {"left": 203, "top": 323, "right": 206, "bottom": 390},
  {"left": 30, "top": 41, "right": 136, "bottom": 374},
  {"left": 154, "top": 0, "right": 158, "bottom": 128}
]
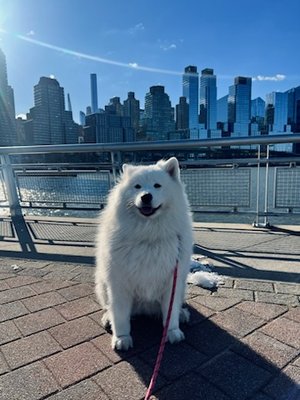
[
  {"left": 181, "top": 168, "right": 251, "bottom": 207},
  {"left": 0, "top": 171, "right": 7, "bottom": 202},
  {"left": 274, "top": 167, "right": 300, "bottom": 208},
  {"left": 15, "top": 171, "right": 111, "bottom": 206}
]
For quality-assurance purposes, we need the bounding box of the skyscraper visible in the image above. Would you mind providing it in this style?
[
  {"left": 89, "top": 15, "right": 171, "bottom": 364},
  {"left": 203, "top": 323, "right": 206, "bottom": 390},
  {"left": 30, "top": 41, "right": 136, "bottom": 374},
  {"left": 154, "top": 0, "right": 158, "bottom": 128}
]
[
  {"left": 105, "top": 97, "right": 123, "bottom": 116},
  {"left": 251, "top": 97, "right": 265, "bottom": 119},
  {"left": 228, "top": 76, "right": 252, "bottom": 137},
  {"left": 287, "top": 86, "right": 300, "bottom": 132},
  {"left": 27, "top": 76, "right": 78, "bottom": 144},
  {"left": 175, "top": 96, "right": 189, "bottom": 131},
  {"left": 265, "top": 92, "right": 288, "bottom": 133},
  {"left": 199, "top": 68, "right": 217, "bottom": 133},
  {"left": 84, "top": 111, "right": 134, "bottom": 143},
  {"left": 123, "top": 92, "right": 140, "bottom": 134},
  {"left": 143, "top": 85, "right": 175, "bottom": 140},
  {"left": 90, "top": 73, "right": 98, "bottom": 113},
  {"left": 0, "top": 48, "right": 16, "bottom": 145},
  {"left": 217, "top": 95, "right": 228, "bottom": 123},
  {"left": 182, "top": 66, "right": 199, "bottom": 139}
]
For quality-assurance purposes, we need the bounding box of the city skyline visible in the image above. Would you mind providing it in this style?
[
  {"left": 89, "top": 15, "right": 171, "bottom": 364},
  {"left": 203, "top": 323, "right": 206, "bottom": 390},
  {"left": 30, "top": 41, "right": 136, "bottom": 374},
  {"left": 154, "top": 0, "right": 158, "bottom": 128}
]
[{"left": 0, "top": 0, "right": 300, "bottom": 122}]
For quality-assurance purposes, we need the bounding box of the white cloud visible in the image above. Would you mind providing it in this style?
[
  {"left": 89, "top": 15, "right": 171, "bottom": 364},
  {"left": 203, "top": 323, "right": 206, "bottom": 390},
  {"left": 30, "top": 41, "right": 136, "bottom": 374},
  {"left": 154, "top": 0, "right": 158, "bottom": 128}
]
[
  {"left": 49, "top": 74, "right": 55, "bottom": 79},
  {"left": 26, "top": 30, "right": 35, "bottom": 36},
  {"left": 160, "top": 43, "right": 177, "bottom": 51},
  {"left": 129, "top": 62, "right": 138, "bottom": 68},
  {"left": 16, "top": 113, "right": 27, "bottom": 120},
  {"left": 129, "top": 22, "right": 145, "bottom": 34},
  {"left": 253, "top": 74, "right": 286, "bottom": 81}
]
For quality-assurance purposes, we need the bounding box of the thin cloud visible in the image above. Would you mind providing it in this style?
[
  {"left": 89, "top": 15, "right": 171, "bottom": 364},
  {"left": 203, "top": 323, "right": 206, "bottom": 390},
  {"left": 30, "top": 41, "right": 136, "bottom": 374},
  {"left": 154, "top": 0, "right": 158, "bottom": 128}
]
[
  {"left": 129, "top": 22, "right": 145, "bottom": 34},
  {"left": 253, "top": 74, "right": 286, "bottom": 81},
  {"left": 160, "top": 43, "right": 177, "bottom": 51},
  {"left": 106, "top": 22, "right": 145, "bottom": 36},
  {"left": 129, "top": 62, "right": 139, "bottom": 68},
  {"left": 15, "top": 34, "right": 182, "bottom": 76},
  {"left": 26, "top": 30, "right": 35, "bottom": 36}
]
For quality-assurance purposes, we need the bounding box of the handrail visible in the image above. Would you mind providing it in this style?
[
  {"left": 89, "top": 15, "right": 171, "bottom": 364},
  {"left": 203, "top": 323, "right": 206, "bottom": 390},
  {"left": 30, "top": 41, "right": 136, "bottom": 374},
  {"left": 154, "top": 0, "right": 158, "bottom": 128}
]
[{"left": 0, "top": 134, "right": 299, "bottom": 155}]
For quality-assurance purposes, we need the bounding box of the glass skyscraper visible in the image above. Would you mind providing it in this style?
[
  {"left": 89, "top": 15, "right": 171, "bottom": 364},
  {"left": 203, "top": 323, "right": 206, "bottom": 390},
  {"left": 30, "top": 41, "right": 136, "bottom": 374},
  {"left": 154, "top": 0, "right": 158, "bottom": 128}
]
[
  {"left": 182, "top": 66, "right": 199, "bottom": 139},
  {"left": 199, "top": 68, "right": 217, "bottom": 133},
  {"left": 0, "top": 48, "right": 16, "bottom": 145},
  {"left": 27, "top": 76, "right": 78, "bottom": 144},
  {"left": 228, "top": 76, "right": 252, "bottom": 137},
  {"left": 143, "top": 85, "right": 175, "bottom": 140},
  {"left": 90, "top": 73, "right": 98, "bottom": 114},
  {"left": 265, "top": 92, "right": 288, "bottom": 133}
]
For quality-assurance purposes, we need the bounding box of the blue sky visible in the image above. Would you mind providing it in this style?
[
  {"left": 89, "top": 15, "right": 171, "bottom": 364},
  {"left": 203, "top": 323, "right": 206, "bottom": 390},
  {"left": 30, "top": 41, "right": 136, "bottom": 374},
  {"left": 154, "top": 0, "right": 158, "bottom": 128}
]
[{"left": 0, "top": 0, "right": 300, "bottom": 122}]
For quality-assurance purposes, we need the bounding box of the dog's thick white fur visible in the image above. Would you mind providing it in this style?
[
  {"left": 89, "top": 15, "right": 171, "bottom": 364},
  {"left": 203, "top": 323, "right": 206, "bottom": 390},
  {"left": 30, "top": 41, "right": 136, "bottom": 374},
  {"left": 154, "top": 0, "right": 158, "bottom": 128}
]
[{"left": 95, "top": 157, "right": 193, "bottom": 351}]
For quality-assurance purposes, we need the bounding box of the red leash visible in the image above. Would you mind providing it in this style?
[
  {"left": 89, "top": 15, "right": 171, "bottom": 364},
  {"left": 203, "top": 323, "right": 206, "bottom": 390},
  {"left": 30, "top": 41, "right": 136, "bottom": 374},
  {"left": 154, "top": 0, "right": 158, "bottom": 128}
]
[{"left": 144, "top": 260, "right": 179, "bottom": 400}]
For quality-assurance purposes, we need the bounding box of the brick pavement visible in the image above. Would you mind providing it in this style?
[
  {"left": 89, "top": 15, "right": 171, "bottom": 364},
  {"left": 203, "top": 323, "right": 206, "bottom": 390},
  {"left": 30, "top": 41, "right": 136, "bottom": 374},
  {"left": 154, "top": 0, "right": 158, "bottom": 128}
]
[{"left": 0, "top": 258, "right": 299, "bottom": 400}]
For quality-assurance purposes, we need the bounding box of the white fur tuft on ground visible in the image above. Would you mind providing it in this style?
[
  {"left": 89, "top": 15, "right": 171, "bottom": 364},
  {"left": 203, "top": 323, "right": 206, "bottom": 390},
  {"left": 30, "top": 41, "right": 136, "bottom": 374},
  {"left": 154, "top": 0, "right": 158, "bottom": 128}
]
[{"left": 187, "top": 256, "right": 225, "bottom": 289}]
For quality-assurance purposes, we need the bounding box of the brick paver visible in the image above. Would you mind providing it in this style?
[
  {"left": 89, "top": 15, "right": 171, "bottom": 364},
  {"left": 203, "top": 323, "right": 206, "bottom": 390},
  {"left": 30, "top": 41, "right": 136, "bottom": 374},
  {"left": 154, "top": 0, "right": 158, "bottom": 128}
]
[
  {"left": 199, "top": 351, "right": 272, "bottom": 400},
  {"left": 1, "top": 331, "right": 61, "bottom": 369},
  {"left": 0, "top": 243, "right": 299, "bottom": 400},
  {"left": 49, "top": 315, "right": 105, "bottom": 348},
  {"left": 22, "top": 291, "right": 67, "bottom": 312},
  {"left": 47, "top": 379, "right": 109, "bottom": 400},
  {"left": 0, "top": 301, "right": 28, "bottom": 323},
  {"left": 0, "top": 361, "right": 59, "bottom": 400},
  {"left": 14, "top": 308, "right": 65, "bottom": 336},
  {"left": 0, "top": 320, "right": 21, "bottom": 345},
  {"left": 55, "top": 296, "right": 101, "bottom": 320},
  {"left": 259, "top": 317, "right": 300, "bottom": 348},
  {"left": 45, "top": 342, "right": 111, "bottom": 388}
]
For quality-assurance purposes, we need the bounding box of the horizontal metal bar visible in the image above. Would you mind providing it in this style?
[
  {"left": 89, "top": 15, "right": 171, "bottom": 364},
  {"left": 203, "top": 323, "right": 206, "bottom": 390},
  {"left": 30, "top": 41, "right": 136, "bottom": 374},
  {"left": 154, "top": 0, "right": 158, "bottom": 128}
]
[{"left": 0, "top": 134, "right": 299, "bottom": 155}]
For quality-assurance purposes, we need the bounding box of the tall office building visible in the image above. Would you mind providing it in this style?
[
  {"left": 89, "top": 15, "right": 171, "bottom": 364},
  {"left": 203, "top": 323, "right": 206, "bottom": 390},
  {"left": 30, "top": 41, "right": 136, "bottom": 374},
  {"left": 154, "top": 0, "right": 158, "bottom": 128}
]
[
  {"left": 105, "top": 97, "right": 123, "bottom": 116},
  {"left": 287, "top": 86, "right": 300, "bottom": 132},
  {"left": 84, "top": 111, "right": 134, "bottom": 143},
  {"left": 90, "top": 73, "right": 98, "bottom": 113},
  {"left": 251, "top": 97, "right": 265, "bottom": 119},
  {"left": 175, "top": 96, "right": 189, "bottom": 131},
  {"left": 0, "top": 48, "right": 16, "bottom": 145},
  {"left": 143, "top": 85, "right": 175, "bottom": 140},
  {"left": 228, "top": 76, "right": 252, "bottom": 137},
  {"left": 265, "top": 92, "right": 288, "bottom": 133},
  {"left": 123, "top": 92, "right": 140, "bottom": 134},
  {"left": 265, "top": 91, "right": 291, "bottom": 151},
  {"left": 199, "top": 68, "right": 217, "bottom": 132},
  {"left": 27, "top": 76, "right": 78, "bottom": 144},
  {"left": 182, "top": 66, "right": 199, "bottom": 139},
  {"left": 217, "top": 95, "right": 228, "bottom": 123}
]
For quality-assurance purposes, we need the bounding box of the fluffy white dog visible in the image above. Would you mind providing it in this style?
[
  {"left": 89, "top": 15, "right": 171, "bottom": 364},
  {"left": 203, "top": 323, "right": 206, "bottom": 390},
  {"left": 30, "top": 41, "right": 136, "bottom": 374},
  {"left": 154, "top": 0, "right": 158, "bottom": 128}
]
[{"left": 95, "top": 157, "right": 193, "bottom": 350}]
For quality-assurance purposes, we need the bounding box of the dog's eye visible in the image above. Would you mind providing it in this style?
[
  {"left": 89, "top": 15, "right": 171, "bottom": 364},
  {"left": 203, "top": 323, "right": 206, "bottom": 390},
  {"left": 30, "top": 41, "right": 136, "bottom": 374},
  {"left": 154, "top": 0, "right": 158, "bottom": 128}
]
[
  {"left": 134, "top": 184, "right": 141, "bottom": 189},
  {"left": 154, "top": 183, "right": 161, "bottom": 188}
]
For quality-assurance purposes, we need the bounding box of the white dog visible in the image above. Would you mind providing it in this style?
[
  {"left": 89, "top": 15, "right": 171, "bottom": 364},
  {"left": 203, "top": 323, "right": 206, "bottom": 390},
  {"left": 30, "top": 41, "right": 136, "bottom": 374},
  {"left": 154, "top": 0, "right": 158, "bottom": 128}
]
[{"left": 95, "top": 157, "right": 193, "bottom": 350}]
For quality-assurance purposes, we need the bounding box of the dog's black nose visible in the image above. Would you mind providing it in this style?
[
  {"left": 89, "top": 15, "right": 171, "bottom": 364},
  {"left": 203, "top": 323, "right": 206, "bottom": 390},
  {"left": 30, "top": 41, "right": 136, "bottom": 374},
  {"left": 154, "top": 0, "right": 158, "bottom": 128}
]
[{"left": 141, "top": 193, "right": 153, "bottom": 204}]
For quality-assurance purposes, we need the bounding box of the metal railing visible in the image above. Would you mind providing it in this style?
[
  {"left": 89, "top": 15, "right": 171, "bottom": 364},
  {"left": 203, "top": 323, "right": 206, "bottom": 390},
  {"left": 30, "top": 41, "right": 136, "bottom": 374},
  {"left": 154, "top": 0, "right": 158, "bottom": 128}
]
[{"left": 0, "top": 134, "right": 299, "bottom": 227}]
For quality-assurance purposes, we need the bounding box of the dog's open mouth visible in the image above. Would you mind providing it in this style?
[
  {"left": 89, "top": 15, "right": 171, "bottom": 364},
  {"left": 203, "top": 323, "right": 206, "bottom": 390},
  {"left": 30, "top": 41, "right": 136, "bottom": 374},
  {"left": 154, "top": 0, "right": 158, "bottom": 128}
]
[{"left": 138, "top": 205, "right": 161, "bottom": 217}]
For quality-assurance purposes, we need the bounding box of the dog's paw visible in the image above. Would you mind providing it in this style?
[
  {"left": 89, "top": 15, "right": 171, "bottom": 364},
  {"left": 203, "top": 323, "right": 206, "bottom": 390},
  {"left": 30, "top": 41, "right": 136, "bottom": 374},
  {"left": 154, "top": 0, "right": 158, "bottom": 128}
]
[
  {"left": 101, "top": 312, "right": 111, "bottom": 330},
  {"left": 112, "top": 335, "right": 133, "bottom": 351},
  {"left": 179, "top": 307, "right": 190, "bottom": 324},
  {"left": 167, "top": 328, "right": 185, "bottom": 344}
]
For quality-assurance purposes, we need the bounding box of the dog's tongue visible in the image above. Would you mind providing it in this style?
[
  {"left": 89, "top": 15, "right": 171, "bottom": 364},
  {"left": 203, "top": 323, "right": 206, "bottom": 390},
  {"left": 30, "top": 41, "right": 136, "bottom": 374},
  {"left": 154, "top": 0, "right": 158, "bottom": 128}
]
[{"left": 140, "top": 206, "right": 153, "bottom": 216}]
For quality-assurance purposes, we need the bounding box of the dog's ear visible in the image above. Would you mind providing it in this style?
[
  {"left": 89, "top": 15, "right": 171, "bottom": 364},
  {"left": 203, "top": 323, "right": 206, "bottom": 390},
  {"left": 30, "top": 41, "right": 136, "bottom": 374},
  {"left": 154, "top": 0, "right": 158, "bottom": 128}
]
[
  {"left": 158, "top": 157, "right": 180, "bottom": 180},
  {"left": 122, "top": 163, "right": 135, "bottom": 175}
]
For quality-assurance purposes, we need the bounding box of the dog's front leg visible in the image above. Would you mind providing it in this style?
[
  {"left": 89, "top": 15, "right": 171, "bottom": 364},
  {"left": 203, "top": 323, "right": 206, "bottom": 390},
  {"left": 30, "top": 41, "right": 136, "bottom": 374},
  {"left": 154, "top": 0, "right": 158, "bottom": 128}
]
[
  {"left": 161, "top": 274, "right": 185, "bottom": 344},
  {"left": 109, "top": 288, "right": 133, "bottom": 351}
]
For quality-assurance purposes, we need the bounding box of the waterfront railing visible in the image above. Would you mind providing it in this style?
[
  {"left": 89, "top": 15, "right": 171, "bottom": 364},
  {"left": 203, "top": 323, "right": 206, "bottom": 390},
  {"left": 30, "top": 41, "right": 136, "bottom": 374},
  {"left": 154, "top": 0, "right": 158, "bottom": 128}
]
[{"left": 0, "top": 134, "right": 299, "bottom": 227}]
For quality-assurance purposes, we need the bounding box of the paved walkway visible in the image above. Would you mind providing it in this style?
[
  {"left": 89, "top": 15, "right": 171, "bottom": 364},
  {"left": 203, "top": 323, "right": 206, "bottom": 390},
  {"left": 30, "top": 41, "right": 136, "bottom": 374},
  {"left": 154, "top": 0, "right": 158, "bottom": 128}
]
[{"left": 0, "top": 218, "right": 299, "bottom": 399}]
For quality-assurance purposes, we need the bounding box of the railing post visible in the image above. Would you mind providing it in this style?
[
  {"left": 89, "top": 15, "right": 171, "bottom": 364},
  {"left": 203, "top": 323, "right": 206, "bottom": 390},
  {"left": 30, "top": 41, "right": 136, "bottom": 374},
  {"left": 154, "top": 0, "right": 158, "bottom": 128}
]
[
  {"left": 263, "top": 145, "right": 270, "bottom": 227},
  {"left": 0, "top": 154, "right": 22, "bottom": 217},
  {"left": 253, "top": 145, "right": 261, "bottom": 227},
  {"left": 110, "top": 151, "right": 118, "bottom": 184}
]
